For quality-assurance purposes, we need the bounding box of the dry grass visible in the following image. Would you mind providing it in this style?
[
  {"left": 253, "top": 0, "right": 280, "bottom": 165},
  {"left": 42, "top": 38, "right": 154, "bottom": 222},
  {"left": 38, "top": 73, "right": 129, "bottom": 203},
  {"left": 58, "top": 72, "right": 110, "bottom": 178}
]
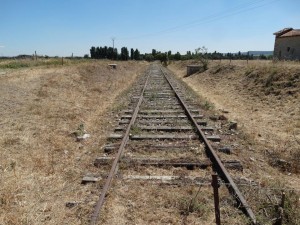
[
  {"left": 100, "top": 178, "right": 248, "bottom": 225},
  {"left": 169, "top": 59, "right": 300, "bottom": 172},
  {"left": 0, "top": 58, "right": 89, "bottom": 69},
  {"left": 0, "top": 60, "right": 148, "bottom": 224},
  {"left": 168, "top": 59, "right": 300, "bottom": 223}
]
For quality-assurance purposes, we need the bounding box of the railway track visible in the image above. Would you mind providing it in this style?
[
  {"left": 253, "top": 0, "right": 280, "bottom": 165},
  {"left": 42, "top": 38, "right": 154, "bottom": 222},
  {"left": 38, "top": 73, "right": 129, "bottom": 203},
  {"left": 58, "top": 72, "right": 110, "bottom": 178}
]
[{"left": 85, "top": 63, "right": 257, "bottom": 224}]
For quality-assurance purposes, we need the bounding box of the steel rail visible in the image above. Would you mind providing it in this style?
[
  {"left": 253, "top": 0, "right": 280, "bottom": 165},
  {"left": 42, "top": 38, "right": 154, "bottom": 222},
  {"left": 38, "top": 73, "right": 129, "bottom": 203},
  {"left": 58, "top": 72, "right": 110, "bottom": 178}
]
[
  {"left": 90, "top": 70, "right": 151, "bottom": 225},
  {"left": 161, "top": 68, "right": 257, "bottom": 224}
]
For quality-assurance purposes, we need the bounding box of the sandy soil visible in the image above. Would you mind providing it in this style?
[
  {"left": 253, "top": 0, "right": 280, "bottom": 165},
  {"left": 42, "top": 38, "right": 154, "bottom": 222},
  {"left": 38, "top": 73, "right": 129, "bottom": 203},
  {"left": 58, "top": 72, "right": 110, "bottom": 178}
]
[
  {"left": 168, "top": 60, "right": 300, "bottom": 190},
  {"left": 0, "top": 60, "right": 147, "bottom": 224}
]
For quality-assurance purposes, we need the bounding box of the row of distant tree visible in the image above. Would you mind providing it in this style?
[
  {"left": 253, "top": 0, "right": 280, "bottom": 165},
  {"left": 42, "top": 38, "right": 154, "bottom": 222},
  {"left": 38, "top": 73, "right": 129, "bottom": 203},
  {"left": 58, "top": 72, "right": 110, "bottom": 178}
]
[
  {"left": 89, "top": 46, "right": 272, "bottom": 62},
  {"left": 90, "top": 46, "right": 141, "bottom": 60},
  {"left": 0, "top": 50, "right": 272, "bottom": 61}
]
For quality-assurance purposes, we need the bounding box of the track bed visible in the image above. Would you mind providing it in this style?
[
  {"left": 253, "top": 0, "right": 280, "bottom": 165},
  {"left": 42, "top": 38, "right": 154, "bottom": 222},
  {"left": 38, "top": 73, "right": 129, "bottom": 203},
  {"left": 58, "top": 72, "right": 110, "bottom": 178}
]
[{"left": 86, "top": 63, "right": 255, "bottom": 224}]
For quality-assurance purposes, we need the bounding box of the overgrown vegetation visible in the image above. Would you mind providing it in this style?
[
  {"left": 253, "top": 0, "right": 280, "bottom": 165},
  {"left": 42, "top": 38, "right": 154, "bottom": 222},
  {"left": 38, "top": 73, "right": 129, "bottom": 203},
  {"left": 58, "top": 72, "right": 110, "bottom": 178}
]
[
  {"left": 0, "top": 60, "right": 147, "bottom": 224},
  {"left": 195, "top": 46, "right": 209, "bottom": 71},
  {"left": 0, "top": 58, "right": 88, "bottom": 69},
  {"left": 130, "top": 125, "right": 142, "bottom": 135},
  {"left": 177, "top": 186, "right": 209, "bottom": 217},
  {"left": 239, "top": 180, "right": 300, "bottom": 225}
]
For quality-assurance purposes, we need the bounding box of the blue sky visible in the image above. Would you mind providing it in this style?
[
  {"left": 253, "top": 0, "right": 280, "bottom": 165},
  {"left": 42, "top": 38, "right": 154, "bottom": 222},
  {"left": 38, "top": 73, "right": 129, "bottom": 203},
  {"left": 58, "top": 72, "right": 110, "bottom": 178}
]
[{"left": 0, "top": 0, "right": 299, "bottom": 56}]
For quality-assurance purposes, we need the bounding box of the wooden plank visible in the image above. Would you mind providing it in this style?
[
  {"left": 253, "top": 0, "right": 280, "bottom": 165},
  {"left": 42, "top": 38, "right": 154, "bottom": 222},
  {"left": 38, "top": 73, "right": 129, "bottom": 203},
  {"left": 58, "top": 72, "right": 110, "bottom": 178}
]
[
  {"left": 128, "top": 146, "right": 198, "bottom": 151},
  {"left": 115, "top": 125, "right": 193, "bottom": 131},
  {"left": 119, "top": 120, "right": 189, "bottom": 125},
  {"left": 223, "top": 160, "right": 243, "bottom": 171},
  {"left": 121, "top": 175, "right": 253, "bottom": 185},
  {"left": 206, "top": 135, "right": 221, "bottom": 142},
  {"left": 218, "top": 147, "right": 231, "bottom": 154},
  {"left": 123, "top": 109, "right": 200, "bottom": 114},
  {"left": 94, "top": 157, "right": 242, "bottom": 170},
  {"left": 121, "top": 114, "right": 204, "bottom": 119},
  {"left": 94, "top": 157, "right": 211, "bottom": 169},
  {"left": 108, "top": 133, "right": 123, "bottom": 139},
  {"left": 115, "top": 125, "right": 213, "bottom": 132},
  {"left": 109, "top": 133, "right": 218, "bottom": 141},
  {"left": 82, "top": 176, "right": 101, "bottom": 184},
  {"left": 103, "top": 146, "right": 116, "bottom": 153},
  {"left": 122, "top": 175, "right": 212, "bottom": 185},
  {"left": 143, "top": 93, "right": 175, "bottom": 96},
  {"left": 130, "top": 134, "right": 198, "bottom": 140},
  {"left": 197, "top": 121, "right": 207, "bottom": 126}
]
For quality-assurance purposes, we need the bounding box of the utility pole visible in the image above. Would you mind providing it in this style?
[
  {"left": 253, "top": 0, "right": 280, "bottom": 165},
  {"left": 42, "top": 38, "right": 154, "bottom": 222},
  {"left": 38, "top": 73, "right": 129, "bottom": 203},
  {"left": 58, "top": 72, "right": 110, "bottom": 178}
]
[
  {"left": 111, "top": 37, "right": 116, "bottom": 60},
  {"left": 111, "top": 37, "right": 115, "bottom": 49}
]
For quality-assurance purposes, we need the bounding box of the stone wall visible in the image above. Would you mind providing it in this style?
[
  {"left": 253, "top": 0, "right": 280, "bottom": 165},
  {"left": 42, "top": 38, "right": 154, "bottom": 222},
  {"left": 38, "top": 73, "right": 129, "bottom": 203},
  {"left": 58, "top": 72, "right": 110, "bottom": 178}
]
[
  {"left": 274, "top": 36, "right": 300, "bottom": 60},
  {"left": 186, "top": 65, "right": 200, "bottom": 76}
]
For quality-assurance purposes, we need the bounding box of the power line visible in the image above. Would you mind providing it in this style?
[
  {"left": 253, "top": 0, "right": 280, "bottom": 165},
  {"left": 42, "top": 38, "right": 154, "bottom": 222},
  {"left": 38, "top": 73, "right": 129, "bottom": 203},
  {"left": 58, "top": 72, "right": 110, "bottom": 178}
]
[{"left": 118, "top": 0, "right": 281, "bottom": 40}]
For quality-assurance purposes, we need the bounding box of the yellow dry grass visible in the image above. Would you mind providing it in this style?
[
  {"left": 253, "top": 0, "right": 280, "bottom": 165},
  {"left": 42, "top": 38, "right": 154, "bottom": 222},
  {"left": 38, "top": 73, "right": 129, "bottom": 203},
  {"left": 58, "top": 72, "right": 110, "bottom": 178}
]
[
  {"left": 169, "top": 59, "right": 300, "bottom": 186},
  {"left": 100, "top": 179, "right": 248, "bottom": 225},
  {"left": 169, "top": 59, "right": 300, "bottom": 224},
  {"left": 0, "top": 60, "right": 148, "bottom": 224}
]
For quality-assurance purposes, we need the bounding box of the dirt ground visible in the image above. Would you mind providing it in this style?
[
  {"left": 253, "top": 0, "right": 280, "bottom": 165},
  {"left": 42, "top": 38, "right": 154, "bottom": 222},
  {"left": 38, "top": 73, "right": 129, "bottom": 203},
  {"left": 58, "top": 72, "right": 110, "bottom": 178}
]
[
  {"left": 0, "top": 60, "right": 147, "bottom": 224},
  {"left": 168, "top": 60, "right": 300, "bottom": 191}
]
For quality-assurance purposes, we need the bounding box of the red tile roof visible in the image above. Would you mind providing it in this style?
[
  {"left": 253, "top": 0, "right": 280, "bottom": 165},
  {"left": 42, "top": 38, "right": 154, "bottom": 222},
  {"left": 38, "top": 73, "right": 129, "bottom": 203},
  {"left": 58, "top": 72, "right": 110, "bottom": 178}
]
[
  {"left": 274, "top": 28, "right": 293, "bottom": 36},
  {"left": 280, "top": 29, "right": 300, "bottom": 37},
  {"left": 274, "top": 28, "right": 300, "bottom": 38}
]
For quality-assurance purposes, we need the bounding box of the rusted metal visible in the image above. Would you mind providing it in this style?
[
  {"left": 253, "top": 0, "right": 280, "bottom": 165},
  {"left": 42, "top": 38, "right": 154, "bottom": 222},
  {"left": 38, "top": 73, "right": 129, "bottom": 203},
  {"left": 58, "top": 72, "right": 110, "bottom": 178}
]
[
  {"left": 89, "top": 71, "right": 150, "bottom": 225},
  {"left": 277, "top": 191, "right": 285, "bottom": 225},
  {"left": 90, "top": 65, "right": 257, "bottom": 224},
  {"left": 161, "top": 69, "right": 257, "bottom": 224},
  {"left": 212, "top": 173, "right": 221, "bottom": 225}
]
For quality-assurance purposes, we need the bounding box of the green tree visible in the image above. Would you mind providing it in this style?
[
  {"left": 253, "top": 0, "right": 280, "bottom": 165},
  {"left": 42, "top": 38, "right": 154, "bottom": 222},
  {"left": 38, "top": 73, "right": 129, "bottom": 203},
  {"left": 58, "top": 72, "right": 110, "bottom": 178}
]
[
  {"left": 90, "top": 47, "right": 96, "bottom": 59},
  {"left": 174, "top": 52, "right": 181, "bottom": 60},
  {"left": 152, "top": 49, "right": 157, "bottom": 57},
  {"left": 121, "top": 47, "right": 129, "bottom": 60},
  {"left": 195, "top": 46, "right": 209, "bottom": 70},
  {"left": 96, "top": 47, "right": 100, "bottom": 59},
  {"left": 130, "top": 48, "right": 134, "bottom": 60},
  {"left": 144, "top": 54, "right": 154, "bottom": 61},
  {"left": 134, "top": 49, "right": 140, "bottom": 60}
]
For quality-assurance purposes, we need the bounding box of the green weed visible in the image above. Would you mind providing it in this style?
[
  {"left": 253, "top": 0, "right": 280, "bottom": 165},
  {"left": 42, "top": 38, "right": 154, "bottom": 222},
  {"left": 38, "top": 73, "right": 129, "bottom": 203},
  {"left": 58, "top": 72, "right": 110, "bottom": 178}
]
[{"left": 130, "top": 125, "right": 142, "bottom": 135}]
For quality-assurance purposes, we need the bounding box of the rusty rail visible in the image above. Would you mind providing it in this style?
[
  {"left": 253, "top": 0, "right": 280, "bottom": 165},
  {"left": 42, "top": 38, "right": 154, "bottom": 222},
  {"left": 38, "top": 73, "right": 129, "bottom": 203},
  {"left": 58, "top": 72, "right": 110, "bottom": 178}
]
[
  {"left": 90, "top": 71, "right": 150, "bottom": 225},
  {"left": 90, "top": 65, "right": 257, "bottom": 224},
  {"left": 161, "top": 68, "right": 257, "bottom": 224}
]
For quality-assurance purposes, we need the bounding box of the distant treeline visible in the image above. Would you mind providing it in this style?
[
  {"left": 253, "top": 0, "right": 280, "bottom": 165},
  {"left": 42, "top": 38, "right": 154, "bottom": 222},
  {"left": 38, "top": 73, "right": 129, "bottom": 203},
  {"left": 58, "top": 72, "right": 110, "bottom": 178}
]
[
  {"left": 89, "top": 46, "right": 273, "bottom": 61},
  {"left": 0, "top": 49, "right": 273, "bottom": 61},
  {"left": 0, "top": 54, "right": 87, "bottom": 59},
  {"left": 90, "top": 46, "right": 142, "bottom": 60}
]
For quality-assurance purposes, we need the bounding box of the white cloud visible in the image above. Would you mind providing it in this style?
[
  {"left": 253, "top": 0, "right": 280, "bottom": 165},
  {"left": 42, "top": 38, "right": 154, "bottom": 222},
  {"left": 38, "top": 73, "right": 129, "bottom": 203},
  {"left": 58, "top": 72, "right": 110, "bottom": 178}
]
[{"left": 0, "top": 46, "right": 5, "bottom": 48}]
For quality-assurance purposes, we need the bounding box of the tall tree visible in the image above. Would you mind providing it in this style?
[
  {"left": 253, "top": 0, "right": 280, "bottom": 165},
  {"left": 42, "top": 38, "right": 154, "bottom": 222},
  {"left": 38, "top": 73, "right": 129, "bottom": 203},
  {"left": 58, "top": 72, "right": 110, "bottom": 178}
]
[
  {"left": 152, "top": 49, "right": 157, "bottom": 57},
  {"left": 96, "top": 47, "right": 100, "bottom": 59},
  {"left": 113, "top": 48, "right": 118, "bottom": 60},
  {"left": 121, "top": 47, "right": 129, "bottom": 60},
  {"left": 134, "top": 49, "right": 140, "bottom": 60},
  {"left": 130, "top": 48, "right": 134, "bottom": 60},
  {"left": 90, "top": 47, "right": 96, "bottom": 59},
  {"left": 174, "top": 52, "right": 181, "bottom": 60}
]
